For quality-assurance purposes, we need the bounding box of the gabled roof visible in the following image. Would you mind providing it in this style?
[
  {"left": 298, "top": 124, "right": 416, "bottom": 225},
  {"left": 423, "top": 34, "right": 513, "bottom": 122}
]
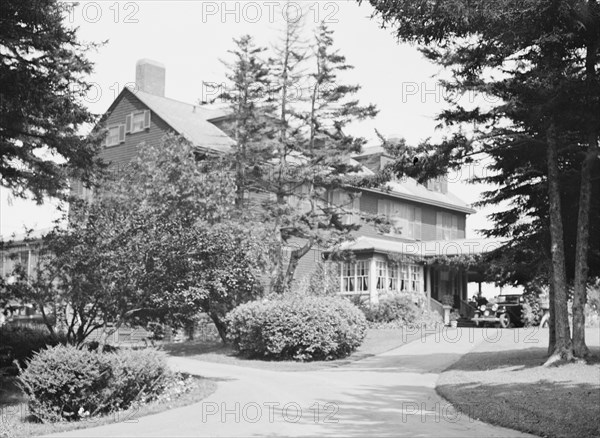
[
  {"left": 337, "top": 236, "right": 506, "bottom": 257},
  {"left": 113, "top": 88, "right": 234, "bottom": 153}
]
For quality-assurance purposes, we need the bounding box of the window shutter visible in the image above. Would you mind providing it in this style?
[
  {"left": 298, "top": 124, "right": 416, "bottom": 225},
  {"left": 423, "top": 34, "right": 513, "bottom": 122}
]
[
  {"left": 144, "top": 110, "right": 151, "bottom": 129},
  {"left": 119, "top": 124, "right": 125, "bottom": 143},
  {"left": 125, "top": 114, "right": 132, "bottom": 133},
  {"left": 436, "top": 212, "right": 443, "bottom": 240}
]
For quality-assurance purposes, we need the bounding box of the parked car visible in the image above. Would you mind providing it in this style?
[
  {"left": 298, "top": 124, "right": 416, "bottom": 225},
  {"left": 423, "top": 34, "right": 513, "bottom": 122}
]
[{"left": 472, "top": 294, "right": 525, "bottom": 328}]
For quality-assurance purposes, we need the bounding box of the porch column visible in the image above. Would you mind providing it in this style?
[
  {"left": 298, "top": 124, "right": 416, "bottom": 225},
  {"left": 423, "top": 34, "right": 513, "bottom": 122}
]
[
  {"left": 425, "top": 265, "right": 432, "bottom": 309},
  {"left": 369, "top": 257, "right": 378, "bottom": 304}
]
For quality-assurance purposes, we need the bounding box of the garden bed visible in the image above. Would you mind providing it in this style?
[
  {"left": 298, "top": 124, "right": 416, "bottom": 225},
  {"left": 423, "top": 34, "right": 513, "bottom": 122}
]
[
  {"left": 436, "top": 328, "right": 600, "bottom": 438},
  {"left": 0, "top": 373, "right": 216, "bottom": 438}
]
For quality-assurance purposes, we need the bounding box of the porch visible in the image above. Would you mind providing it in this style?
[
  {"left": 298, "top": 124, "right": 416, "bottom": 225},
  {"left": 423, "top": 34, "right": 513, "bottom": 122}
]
[{"left": 331, "top": 236, "right": 502, "bottom": 322}]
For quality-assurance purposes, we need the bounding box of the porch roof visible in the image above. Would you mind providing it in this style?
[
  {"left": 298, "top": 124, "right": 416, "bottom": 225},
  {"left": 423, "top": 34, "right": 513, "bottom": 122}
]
[{"left": 336, "top": 236, "right": 506, "bottom": 258}]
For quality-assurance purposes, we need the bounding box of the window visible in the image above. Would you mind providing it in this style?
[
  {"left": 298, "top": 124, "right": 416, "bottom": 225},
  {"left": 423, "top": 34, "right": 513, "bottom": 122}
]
[
  {"left": 410, "top": 264, "right": 420, "bottom": 292},
  {"left": 436, "top": 212, "right": 458, "bottom": 240},
  {"left": 105, "top": 124, "right": 125, "bottom": 147},
  {"left": 376, "top": 261, "right": 387, "bottom": 291},
  {"left": 341, "top": 261, "right": 369, "bottom": 294},
  {"left": 126, "top": 110, "right": 151, "bottom": 134},
  {"left": 329, "top": 189, "right": 360, "bottom": 225},
  {"left": 368, "top": 261, "right": 423, "bottom": 293},
  {"left": 378, "top": 199, "right": 422, "bottom": 240},
  {"left": 426, "top": 176, "right": 448, "bottom": 194}
]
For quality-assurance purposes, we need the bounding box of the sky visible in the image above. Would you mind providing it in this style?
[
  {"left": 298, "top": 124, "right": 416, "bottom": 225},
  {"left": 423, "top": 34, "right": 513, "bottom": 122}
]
[{"left": 0, "top": 0, "right": 498, "bottom": 239}]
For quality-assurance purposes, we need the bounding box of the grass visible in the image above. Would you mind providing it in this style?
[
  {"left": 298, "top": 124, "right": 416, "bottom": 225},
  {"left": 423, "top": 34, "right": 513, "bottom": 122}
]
[
  {"left": 162, "top": 327, "right": 429, "bottom": 371},
  {"left": 0, "top": 373, "right": 217, "bottom": 438},
  {"left": 436, "top": 328, "right": 600, "bottom": 438}
]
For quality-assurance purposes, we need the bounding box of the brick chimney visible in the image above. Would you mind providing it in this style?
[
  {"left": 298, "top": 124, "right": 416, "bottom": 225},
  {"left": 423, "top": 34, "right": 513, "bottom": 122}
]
[{"left": 135, "top": 59, "right": 165, "bottom": 96}]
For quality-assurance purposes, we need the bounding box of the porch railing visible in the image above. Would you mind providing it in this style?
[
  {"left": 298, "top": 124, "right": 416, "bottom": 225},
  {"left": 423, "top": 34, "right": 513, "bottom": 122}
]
[
  {"left": 429, "top": 297, "right": 444, "bottom": 320},
  {"left": 459, "top": 299, "right": 475, "bottom": 319}
]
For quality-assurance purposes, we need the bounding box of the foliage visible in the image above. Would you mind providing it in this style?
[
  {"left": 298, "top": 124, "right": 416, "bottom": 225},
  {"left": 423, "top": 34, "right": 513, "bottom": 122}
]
[
  {"left": 226, "top": 296, "right": 367, "bottom": 361},
  {"left": 0, "top": 0, "right": 104, "bottom": 201},
  {"left": 220, "top": 21, "right": 378, "bottom": 293},
  {"left": 364, "top": 0, "right": 600, "bottom": 359},
  {"left": 2, "top": 135, "right": 271, "bottom": 345},
  {"left": 521, "top": 291, "right": 543, "bottom": 327},
  {"left": 294, "top": 262, "right": 341, "bottom": 297},
  {"left": 440, "top": 295, "right": 454, "bottom": 306},
  {"left": 449, "top": 310, "right": 461, "bottom": 322},
  {"left": 17, "top": 345, "right": 171, "bottom": 423},
  {"left": 0, "top": 325, "right": 65, "bottom": 366},
  {"left": 363, "top": 294, "right": 420, "bottom": 325}
]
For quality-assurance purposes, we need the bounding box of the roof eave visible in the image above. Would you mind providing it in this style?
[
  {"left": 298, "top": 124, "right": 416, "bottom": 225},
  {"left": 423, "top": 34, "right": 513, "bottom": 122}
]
[{"left": 359, "top": 187, "right": 476, "bottom": 214}]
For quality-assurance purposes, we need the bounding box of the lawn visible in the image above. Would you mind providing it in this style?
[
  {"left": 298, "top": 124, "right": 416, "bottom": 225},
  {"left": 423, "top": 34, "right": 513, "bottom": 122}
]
[
  {"left": 0, "top": 373, "right": 216, "bottom": 438},
  {"left": 163, "top": 327, "right": 429, "bottom": 371},
  {"left": 436, "top": 328, "right": 600, "bottom": 438}
]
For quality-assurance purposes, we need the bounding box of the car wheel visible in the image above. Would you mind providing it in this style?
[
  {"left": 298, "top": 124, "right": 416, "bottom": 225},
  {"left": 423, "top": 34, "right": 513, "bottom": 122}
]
[{"left": 499, "top": 313, "right": 511, "bottom": 328}]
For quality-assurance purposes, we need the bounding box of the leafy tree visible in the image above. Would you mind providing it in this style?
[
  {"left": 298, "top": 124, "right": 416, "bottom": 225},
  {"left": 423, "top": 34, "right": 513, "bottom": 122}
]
[
  {"left": 2, "top": 135, "right": 270, "bottom": 344},
  {"left": 363, "top": 0, "right": 599, "bottom": 362},
  {"left": 0, "top": 0, "right": 104, "bottom": 201}
]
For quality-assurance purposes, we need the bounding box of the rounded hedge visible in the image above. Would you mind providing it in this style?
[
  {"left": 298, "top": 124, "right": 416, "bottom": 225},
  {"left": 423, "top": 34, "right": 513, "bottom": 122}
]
[
  {"left": 226, "top": 296, "right": 367, "bottom": 361},
  {"left": 17, "top": 345, "right": 171, "bottom": 422}
]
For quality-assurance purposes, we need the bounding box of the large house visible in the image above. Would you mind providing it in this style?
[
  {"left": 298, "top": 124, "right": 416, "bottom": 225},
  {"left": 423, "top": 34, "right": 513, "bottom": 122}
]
[
  {"left": 3, "top": 59, "right": 500, "bottom": 324},
  {"left": 88, "top": 59, "right": 500, "bottom": 317}
]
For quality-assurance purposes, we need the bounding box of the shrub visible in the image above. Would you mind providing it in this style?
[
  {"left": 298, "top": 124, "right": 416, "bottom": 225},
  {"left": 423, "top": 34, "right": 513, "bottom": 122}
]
[
  {"left": 364, "top": 294, "right": 420, "bottom": 325},
  {"left": 17, "top": 345, "right": 171, "bottom": 422},
  {"left": 362, "top": 293, "right": 442, "bottom": 328},
  {"left": 294, "top": 262, "right": 341, "bottom": 297},
  {"left": 226, "top": 296, "right": 367, "bottom": 361},
  {"left": 0, "top": 325, "right": 65, "bottom": 366}
]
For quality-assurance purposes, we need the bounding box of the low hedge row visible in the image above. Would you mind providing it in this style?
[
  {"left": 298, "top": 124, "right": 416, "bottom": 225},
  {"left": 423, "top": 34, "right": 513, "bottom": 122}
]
[
  {"left": 226, "top": 296, "right": 367, "bottom": 361},
  {"left": 18, "top": 345, "right": 171, "bottom": 422}
]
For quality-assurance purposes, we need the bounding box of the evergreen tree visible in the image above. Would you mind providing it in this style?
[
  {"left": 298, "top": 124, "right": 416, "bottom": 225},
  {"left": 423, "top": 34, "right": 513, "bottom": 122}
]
[
  {"left": 364, "top": 0, "right": 599, "bottom": 361},
  {"left": 0, "top": 0, "right": 104, "bottom": 201}
]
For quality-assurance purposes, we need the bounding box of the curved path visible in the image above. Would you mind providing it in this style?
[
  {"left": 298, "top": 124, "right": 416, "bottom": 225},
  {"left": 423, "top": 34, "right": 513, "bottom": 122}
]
[{"left": 49, "top": 328, "right": 534, "bottom": 437}]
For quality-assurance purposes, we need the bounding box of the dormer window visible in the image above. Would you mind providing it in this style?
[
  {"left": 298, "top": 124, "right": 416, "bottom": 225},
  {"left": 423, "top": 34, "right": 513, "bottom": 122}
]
[
  {"left": 426, "top": 176, "right": 448, "bottom": 194},
  {"left": 126, "top": 110, "right": 151, "bottom": 134},
  {"left": 105, "top": 124, "right": 125, "bottom": 147}
]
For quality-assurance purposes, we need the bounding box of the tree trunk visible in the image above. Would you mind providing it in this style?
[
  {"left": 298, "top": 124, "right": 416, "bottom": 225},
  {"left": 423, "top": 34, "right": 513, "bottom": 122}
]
[
  {"left": 547, "top": 274, "right": 556, "bottom": 355},
  {"left": 283, "top": 238, "right": 314, "bottom": 290},
  {"left": 572, "top": 30, "right": 598, "bottom": 358},
  {"left": 572, "top": 145, "right": 595, "bottom": 358},
  {"left": 210, "top": 313, "right": 229, "bottom": 344},
  {"left": 544, "top": 121, "right": 574, "bottom": 365}
]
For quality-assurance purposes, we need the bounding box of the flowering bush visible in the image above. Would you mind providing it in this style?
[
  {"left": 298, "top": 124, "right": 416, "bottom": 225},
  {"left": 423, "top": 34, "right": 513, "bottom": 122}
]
[
  {"left": 17, "top": 345, "right": 171, "bottom": 422},
  {"left": 226, "top": 296, "right": 367, "bottom": 361}
]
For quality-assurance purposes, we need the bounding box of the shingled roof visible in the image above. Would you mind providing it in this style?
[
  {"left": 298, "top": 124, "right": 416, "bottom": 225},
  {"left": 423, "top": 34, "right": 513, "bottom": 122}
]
[{"left": 118, "top": 87, "right": 234, "bottom": 153}]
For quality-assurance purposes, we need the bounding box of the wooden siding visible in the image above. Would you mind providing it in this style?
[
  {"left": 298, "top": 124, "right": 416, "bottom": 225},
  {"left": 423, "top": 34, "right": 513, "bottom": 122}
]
[
  {"left": 100, "top": 91, "right": 174, "bottom": 167},
  {"left": 357, "top": 190, "right": 468, "bottom": 241}
]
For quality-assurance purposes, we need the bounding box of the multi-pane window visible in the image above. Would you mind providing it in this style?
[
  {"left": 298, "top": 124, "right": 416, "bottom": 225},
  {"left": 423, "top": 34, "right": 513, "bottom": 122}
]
[
  {"left": 125, "top": 110, "right": 151, "bottom": 134},
  {"left": 356, "top": 260, "right": 423, "bottom": 294},
  {"left": 131, "top": 111, "right": 146, "bottom": 132},
  {"left": 436, "top": 212, "right": 458, "bottom": 240},
  {"left": 378, "top": 199, "right": 422, "bottom": 240},
  {"left": 341, "top": 261, "right": 369, "bottom": 294},
  {"left": 376, "top": 261, "right": 387, "bottom": 291},
  {"left": 106, "top": 125, "right": 124, "bottom": 147}
]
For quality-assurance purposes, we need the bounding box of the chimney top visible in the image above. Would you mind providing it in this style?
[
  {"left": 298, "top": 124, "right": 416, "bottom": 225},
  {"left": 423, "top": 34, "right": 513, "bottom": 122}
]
[{"left": 135, "top": 59, "right": 165, "bottom": 97}]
